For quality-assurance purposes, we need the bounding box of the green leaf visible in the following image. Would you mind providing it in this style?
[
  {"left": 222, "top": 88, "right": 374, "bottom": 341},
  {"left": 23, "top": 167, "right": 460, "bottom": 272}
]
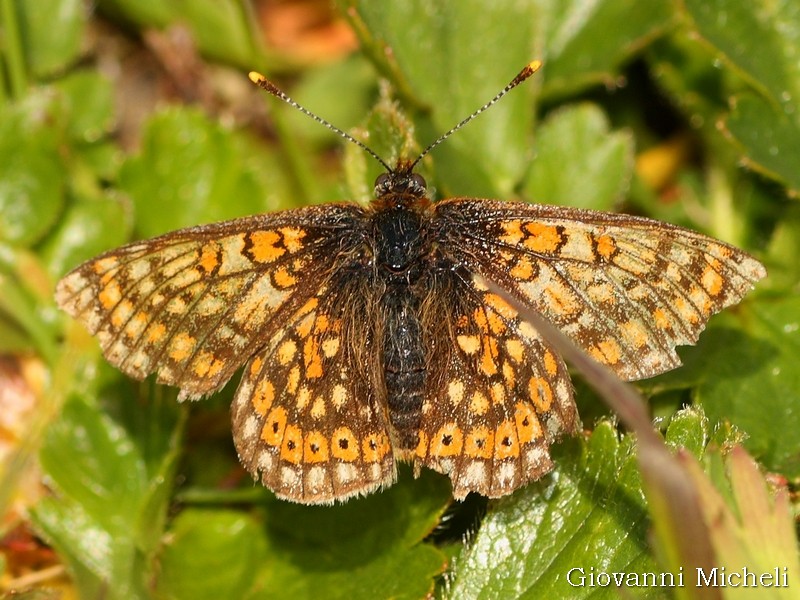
[
  {"left": 156, "top": 510, "right": 268, "bottom": 600},
  {"left": 96, "top": 0, "right": 264, "bottom": 69},
  {"left": 654, "top": 297, "right": 800, "bottom": 478},
  {"left": 448, "top": 422, "right": 654, "bottom": 599},
  {"left": 119, "top": 109, "right": 294, "bottom": 238},
  {"left": 682, "top": 0, "right": 800, "bottom": 194},
  {"left": 525, "top": 103, "right": 634, "bottom": 209},
  {"left": 681, "top": 0, "right": 800, "bottom": 106},
  {"left": 541, "top": 0, "right": 676, "bottom": 99},
  {"left": 0, "top": 248, "right": 59, "bottom": 361},
  {"left": 683, "top": 446, "right": 800, "bottom": 600},
  {"left": 53, "top": 70, "right": 116, "bottom": 143},
  {"left": 0, "top": 92, "right": 67, "bottom": 246},
  {"left": 723, "top": 93, "right": 800, "bottom": 193},
  {"left": 697, "top": 298, "right": 800, "bottom": 477},
  {"left": 764, "top": 204, "right": 800, "bottom": 291},
  {"left": 346, "top": 0, "right": 538, "bottom": 197},
  {"left": 663, "top": 407, "right": 708, "bottom": 459},
  {"left": 32, "top": 393, "right": 183, "bottom": 599},
  {"left": 39, "top": 190, "right": 131, "bottom": 278},
  {"left": 16, "top": 0, "right": 86, "bottom": 77},
  {"left": 257, "top": 467, "right": 450, "bottom": 599}
]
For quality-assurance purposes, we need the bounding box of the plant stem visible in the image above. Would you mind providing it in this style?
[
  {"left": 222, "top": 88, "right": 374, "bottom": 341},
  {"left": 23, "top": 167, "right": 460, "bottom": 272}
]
[{"left": 1, "top": 0, "right": 28, "bottom": 99}]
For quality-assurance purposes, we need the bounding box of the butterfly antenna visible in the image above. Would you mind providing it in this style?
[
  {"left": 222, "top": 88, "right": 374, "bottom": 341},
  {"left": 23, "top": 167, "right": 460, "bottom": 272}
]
[
  {"left": 408, "top": 60, "right": 542, "bottom": 171},
  {"left": 249, "top": 71, "right": 394, "bottom": 173}
]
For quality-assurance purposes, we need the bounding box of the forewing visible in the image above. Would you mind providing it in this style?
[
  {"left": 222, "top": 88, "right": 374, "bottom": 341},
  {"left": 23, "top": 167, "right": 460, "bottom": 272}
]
[
  {"left": 55, "top": 204, "right": 366, "bottom": 399},
  {"left": 231, "top": 273, "right": 395, "bottom": 504},
  {"left": 416, "top": 270, "right": 580, "bottom": 499},
  {"left": 434, "top": 199, "right": 766, "bottom": 381}
]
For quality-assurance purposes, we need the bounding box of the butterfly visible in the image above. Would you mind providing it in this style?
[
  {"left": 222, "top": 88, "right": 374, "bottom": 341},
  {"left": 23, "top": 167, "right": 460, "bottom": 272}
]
[{"left": 55, "top": 62, "right": 766, "bottom": 504}]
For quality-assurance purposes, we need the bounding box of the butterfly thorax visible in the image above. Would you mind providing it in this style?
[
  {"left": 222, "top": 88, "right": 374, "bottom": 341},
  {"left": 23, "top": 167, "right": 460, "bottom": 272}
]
[{"left": 370, "top": 170, "right": 431, "bottom": 453}]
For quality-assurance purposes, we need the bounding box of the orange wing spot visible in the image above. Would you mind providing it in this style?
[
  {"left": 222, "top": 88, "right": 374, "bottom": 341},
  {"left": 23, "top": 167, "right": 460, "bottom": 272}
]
[
  {"left": 250, "top": 356, "right": 264, "bottom": 375},
  {"left": 500, "top": 220, "right": 524, "bottom": 245},
  {"left": 273, "top": 266, "right": 297, "bottom": 289},
  {"left": 502, "top": 361, "right": 516, "bottom": 387},
  {"left": 514, "top": 402, "right": 542, "bottom": 444},
  {"left": 331, "top": 384, "right": 347, "bottom": 409},
  {"left": 111, "top": 299, "right": 134, "bottom": 328},
  {"left": 193, "top": 351, "right": 224, "bottom": 378},
  {"left": 653, "top": 307, "right": 671, "bottom": 329},
  {"left": 277, "top": 340, "right": 297, "bottom": 366},
  {"left": 620, "top": 320, "right": 648, "bottom": 349},
  {"left": 313, "top": 314, "right": 330, "bottom": 332},
  {"left": 589, "top": 338, "right": 623, "bottom": 365},
  {"left": 480, "top": 336, "right": 499, "bottom": 376},
  {"left": 99, "top": 280, "right": 122, "bottom": 310},
  {"left": 310, "top": 396, "right": 326, "bottom": 419},
  {"left": 544, "top": 284, "right": 579, "bottom": 317},
  {"left": 494, "top": 421, "right": 519, "bottom": 460},
  {"left": 262, "top": 407, "right": 287, "bottom": 446},
  {"left": 279, "top": 226, "right": 306, "bottom": 253},
  {"left": 473, "top": 307, "right": 490, "bottom": 333},
  {"left": 253, "top": 380, "right": 275, "bottom": 415},
  {"left": 296, "top": 385, "right": 311, "bottom": 409},
  {"left": 701, "top": 263, "right": 724, "bottom": 297},
  {"left": 321, "top": 337, "right": 340, "bottom": 358},
  {"left": 457, "top": 335, "right": 480, "bottom": 355},
  {"left": 465, "top": 426, "right": 494, "bottom": 459},
  {"left": 430, "top": 423, "right": 464, "bottom": 457},
  {"left": 331, "top": 427, "right": 359, "bottom": 461},
  {"left": 100, "top": 270, "right": 115, "bottom": 286},
  {"left": 716, "top": 245, "right": 733, "bottom": 259},
  {"left": 448, "top": 380, "right": 465, "bottom": 406},
  {"left": 543, "top": 350, "right": 558, "bottom": 376},
  {"left": 93, "top": 256, "right": 119, "bottom": 274},
  {"left": 303, "top": 336, "right": 323, "bottom": 379},
  {"left": 487, "top": 311, "right": 507, "bottom": 334},
  {"left": 249, "top": 230, "right": 285, "bottom": 263},
  {"left": 296, "top": 313, "right": 315, "bottom": 338},
  {"left": 287, "top": 365, "right": 300, "bottom": 395},
  {"left": 165, "top": 296, "right": 187, "bottom": 315},
  {"left": 304, "top": 431, "right": 329, "bottom": 463},
  {"left": 456, "top": 314, "right": 469, "bottom": 328},
  {"left": 280, "top": 424, "right": 304, "bottom": 464},
  {"left": 690, "top": 285, "right": 713, "bottom": 316},
  {"left": 199, "top": 242, "right": 219, "bottom": 273},
  {"left": 146, "top": 322, "right": 167, "bottom": 344},
  {"left": 168, "top": 332, "right": 196, "bottom": 362},
  {"left": 595, "top": 234, "right": 617, "bottom": 260},
  {"left": 505, "top": 339, "right": 525, "bottom": 363},
  {"left": 673, "top": 296, "right": 699, "bottom": 325},
  {"left": 483, "top": 293, "right": 516, "bottom": 319},
  {"left": 362, "top": 433, "right": 390, "bottom": 462},
  {"left": 125, "top": 311, "right": 149, "bottom": 338},
  {"left": 510, "top": 256, "right": 535, "bottom": 280},
  {"left": 330, "top": 318, "right": 343, "bottom": 334},
  {"left": 490, "top": 383, "right": 505, "bottom": 406},
  {"left": 470, "top": 390, "right": 490, "bottom": 415},
  {"left": 523, "top": 222, "right": 564, "bottom": 253},
  {"left": 528, "top": 376, "right": 553, "bottom": 412},
  {"left": 586, "top": 282, "right": 615, "bottom": 304},
  {"left": 415, "top": 430, "right": 429, "bottom": 458},
  {"left": 296, "top": 297, "right": 319, "bottom": 318}
]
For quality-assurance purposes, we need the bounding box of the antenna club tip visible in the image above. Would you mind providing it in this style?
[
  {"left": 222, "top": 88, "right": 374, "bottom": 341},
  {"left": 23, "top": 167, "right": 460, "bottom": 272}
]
[
  {"left": 248, "top": 71, "right": 266, "bottom": 84},
  {"left": 527, "top": 59, "right": 543, "bottom": 73}
]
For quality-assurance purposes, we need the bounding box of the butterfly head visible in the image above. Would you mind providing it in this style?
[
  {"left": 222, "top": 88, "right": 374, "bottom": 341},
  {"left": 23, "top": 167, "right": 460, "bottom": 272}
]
[{"left": 374, "top": 164, "right": 428, "bottom": 200}]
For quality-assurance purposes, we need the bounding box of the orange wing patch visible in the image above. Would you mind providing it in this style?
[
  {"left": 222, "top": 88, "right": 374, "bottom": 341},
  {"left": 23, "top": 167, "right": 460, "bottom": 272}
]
[
  {"left": 416, "top": 275, "right": 580, "bottom": 499},
  {"left": 230, "top": 277, "right": 395, "bottom": 504}
]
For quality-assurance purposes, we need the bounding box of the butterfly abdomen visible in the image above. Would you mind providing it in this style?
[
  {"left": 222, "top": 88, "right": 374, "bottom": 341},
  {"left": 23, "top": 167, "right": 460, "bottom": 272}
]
[
  {"left": 373, "top": 202, "right": 429, "bottom": 451},
  {"left": 382, "top": 288, "right": 425, "bottom": 450}
]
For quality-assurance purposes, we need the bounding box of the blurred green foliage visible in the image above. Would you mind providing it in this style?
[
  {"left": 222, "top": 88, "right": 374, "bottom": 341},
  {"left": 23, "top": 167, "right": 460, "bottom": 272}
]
[{"left": 1, "top": 0, "right": 798, "bottom": 598}]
